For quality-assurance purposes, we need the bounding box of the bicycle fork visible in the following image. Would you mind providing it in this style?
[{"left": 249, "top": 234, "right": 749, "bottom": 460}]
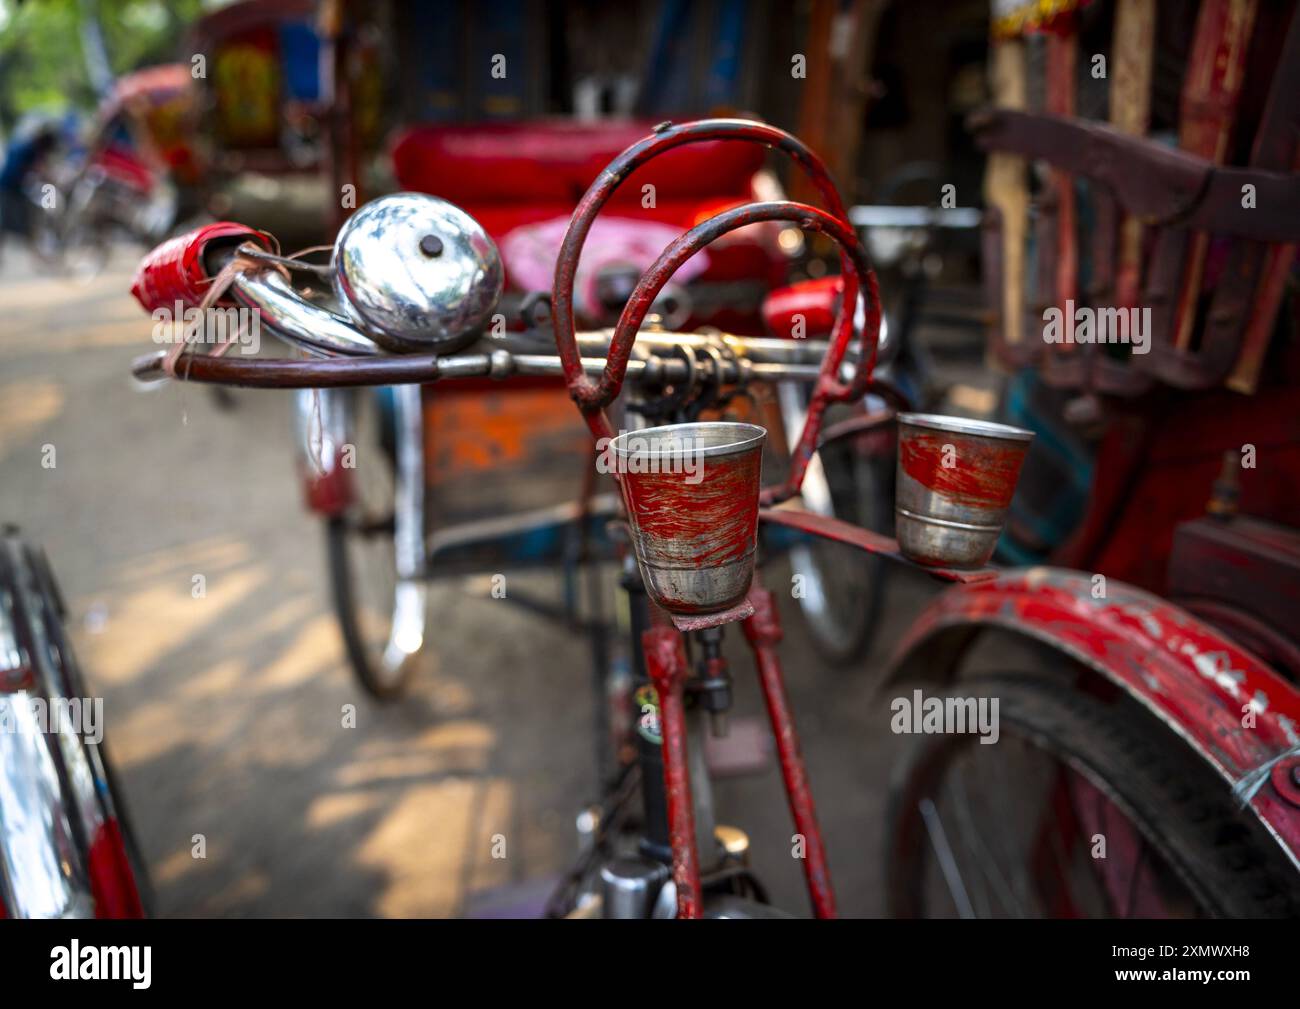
[{"left": 635, "top": 571, "right": 837, "bottom": 919}]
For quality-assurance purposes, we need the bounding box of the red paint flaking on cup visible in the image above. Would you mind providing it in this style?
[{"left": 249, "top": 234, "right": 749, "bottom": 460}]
[{"left": 899, "top": 431, "right": 1026, "bottom": 509}]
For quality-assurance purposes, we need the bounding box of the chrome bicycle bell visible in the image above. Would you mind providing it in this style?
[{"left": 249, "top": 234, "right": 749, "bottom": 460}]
[{"left": 332, "top": 193, "right": 504, "bottom": 354}]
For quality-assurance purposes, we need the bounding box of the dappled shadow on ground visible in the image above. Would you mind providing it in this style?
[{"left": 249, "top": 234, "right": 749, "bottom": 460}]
[{"left": 78, "top": 532, "right": 594, "bottom": 917}]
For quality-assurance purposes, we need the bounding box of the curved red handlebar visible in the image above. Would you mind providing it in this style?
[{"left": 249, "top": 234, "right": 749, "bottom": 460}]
[
  {"left": 607, "top": 201, "right": 880, "bottom": 504},
  {"left": 548, "top": 118, "right": 881, "bottom": 504},
  {"left": 552, "top": 119, "right": 858, "bottom": 406}
]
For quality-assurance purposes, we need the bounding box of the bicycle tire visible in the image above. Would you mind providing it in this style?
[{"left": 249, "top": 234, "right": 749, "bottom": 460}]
[
  {"left": 885, "top": 674, "right": 1300, "bottom": 918},
  {"left": 325, "top": 516, "right": 416, "bottom": 701}
]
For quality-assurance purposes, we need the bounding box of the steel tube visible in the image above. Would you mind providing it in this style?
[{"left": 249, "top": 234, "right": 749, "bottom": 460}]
[
  {"left": 641, "top": 625, "right": 703, "bottom": 919},
  {"left": 741, "top": 586, "right": 837, "bottom": 919}
]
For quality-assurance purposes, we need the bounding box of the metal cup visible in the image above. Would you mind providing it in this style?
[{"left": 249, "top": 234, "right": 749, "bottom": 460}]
[
  {"left": 611, "top": 422, "right": 766, "bottom": 615},
  {"left": 894, "top": 413, "right": 1033, "bottom": 568}
]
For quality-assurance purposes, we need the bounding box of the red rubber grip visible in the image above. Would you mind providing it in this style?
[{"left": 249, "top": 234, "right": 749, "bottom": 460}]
[{"left": 130, "top": 222, "right": 272, "bottom": 313}]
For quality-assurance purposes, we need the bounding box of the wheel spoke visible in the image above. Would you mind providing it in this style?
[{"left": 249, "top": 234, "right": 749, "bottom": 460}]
[
  {"left": 946, "top": 756, "right": 1027, "bottom": 917},
  {"left": 918, "top": 797, "right": 977, "bottom": 919},
  {"left": 1123, "top": 836, "right": 1149, "bottom": 919},
  {"left": 894, "top": 681, "right": 1220, "bottom": 920}
]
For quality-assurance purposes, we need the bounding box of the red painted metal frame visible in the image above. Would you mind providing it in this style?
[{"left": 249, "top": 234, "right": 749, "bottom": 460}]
[
  {"left": 641, "top": 625, "right": 703, "bottom": 919},
  {"left": 548, "top": 118, "right": 883, "bottom": 506},
  {"left": 759, "top": 507, "right": 999, "bottom": 584},
  {"left": 741, "top": 584, "right": 836, "bottom": 918},
  {"left": 556, "top": 119, "right": 881, "bottom": 918},
  {"left": 642, "top": 577, "right": 843, "bottom": 919},
  {"left": 886, "top": 568, "right": 1300, "bottom": 867},
  {"left": 634, "top": 500, "right": 999, "bottom": 918}
]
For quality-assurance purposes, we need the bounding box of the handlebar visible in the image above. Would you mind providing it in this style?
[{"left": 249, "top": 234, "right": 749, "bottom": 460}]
[
  {"left": 546, "top": 118, "right": 882, "bottom": 504},
  {"left": 131, "top": 309, "right": 831, "bottom": 387},
  {"left": 129, "top": 240, "right": 836, "bottom": 388},
  {"left": 129, "top": 224, "right": 844, "bottom": 390},
  {"left": 130, "top": 118, "right": 884, "bottom": 507}
]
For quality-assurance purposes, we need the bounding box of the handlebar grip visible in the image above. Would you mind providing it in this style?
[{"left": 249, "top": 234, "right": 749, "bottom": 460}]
[{"left": 130, "top": 222, "right": 273, "bottom": 314}]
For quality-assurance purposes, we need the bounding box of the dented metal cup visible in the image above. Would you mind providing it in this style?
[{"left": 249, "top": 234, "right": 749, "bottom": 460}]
[
  {"left": 894, "top": 413, "right": 1033, "bottom": 568},
  {"left": 612, "top": 422, "right": 766, "bottom": 614}
]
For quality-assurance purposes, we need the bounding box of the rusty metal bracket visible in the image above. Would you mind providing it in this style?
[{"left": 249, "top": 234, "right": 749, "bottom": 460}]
[{"left": 759, "top": 507, "right": 999, "bottom": 583}]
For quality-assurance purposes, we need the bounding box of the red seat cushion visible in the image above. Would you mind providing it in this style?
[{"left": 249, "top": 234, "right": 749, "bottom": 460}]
[
  {"left": 467, "top": 201, "right": 780, "bottom": 291},
  {"left": 390, "top": 120, "right": 764, "bottom": 206}
]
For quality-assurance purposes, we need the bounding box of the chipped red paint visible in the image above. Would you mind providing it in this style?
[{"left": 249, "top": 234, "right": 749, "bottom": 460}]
[
  {"left": 758, "top": 507, "right": 1000, "bottom": 584},
  {"left": 548, "top": 118, "right": 883, "bottom": 500},
  {"left": 620, "top": 448, "right": 761, "bottom": 570},
  {"left": 889, "top": 568, "right": 1300, "bottom": 865},
  {"left": 1179, "top": 599, "right": 1300, "bottom": 682},
  {"left": 742, "top": 585, "right": 836, "bottom": 918},
  {"left": 898, "top": 430, "right": 1027, "bottom": 509},
  {"left": 641, "top": 625, "right": 703, "bottom": 918}
]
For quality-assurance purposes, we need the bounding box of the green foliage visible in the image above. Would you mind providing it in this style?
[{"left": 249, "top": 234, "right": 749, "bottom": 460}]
[{"left": 0, "top": 0, "right": 204, "bottom": 130}]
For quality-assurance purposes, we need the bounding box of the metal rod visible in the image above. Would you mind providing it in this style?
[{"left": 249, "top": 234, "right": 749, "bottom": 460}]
[
  {"left": 131, "top": 343, "right": 828, "bottom": 389},
  {"left": 848, "top": 205, "right": 983, "bottom": 229},
  {"left": 741, "top": 584, "right": 837, "bottom": 919},
  {"left": 641, "top": 625, "right": 703, "bottom": 918}
]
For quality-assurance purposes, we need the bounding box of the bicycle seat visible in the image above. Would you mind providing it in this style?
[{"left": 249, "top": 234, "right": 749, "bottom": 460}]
[{"left": 390, "top": 120, "right": 764, "bottom": 206}]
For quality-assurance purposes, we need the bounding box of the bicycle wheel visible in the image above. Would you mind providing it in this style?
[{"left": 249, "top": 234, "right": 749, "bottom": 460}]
[
  {"left": 324, "top": 388, "right": 426, "bottom": 700},
  {"left": 790, "top": 438, "right": 893, "bottom": 666},
  {"left": 58, "top": 220, "right": 111, "bottom": 283},
  {"left": 885, "top": 675, "right": 1300, "bottom": 918},
  {"left": 0, "top": 529, "right": 150, "bottom": 918}
]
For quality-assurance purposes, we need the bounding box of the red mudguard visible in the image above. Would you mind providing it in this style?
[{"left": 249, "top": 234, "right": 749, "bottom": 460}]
[{"left": 887, "top": 568, "right": 1300, "bottom": 867}]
